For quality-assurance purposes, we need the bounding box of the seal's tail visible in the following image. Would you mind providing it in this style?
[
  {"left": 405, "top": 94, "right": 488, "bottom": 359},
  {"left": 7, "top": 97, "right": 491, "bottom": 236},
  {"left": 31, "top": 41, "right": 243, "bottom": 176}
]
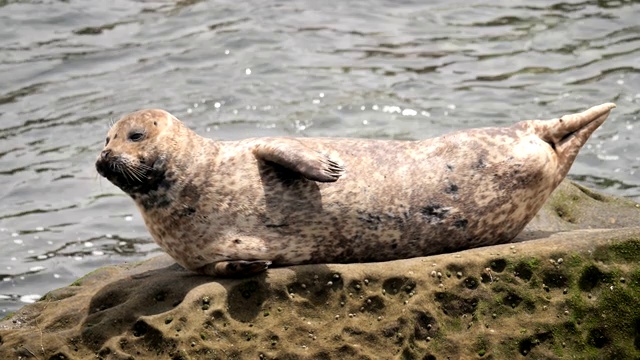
[{"left": 533, "top": 102, "right": 616, "bottom": 183}]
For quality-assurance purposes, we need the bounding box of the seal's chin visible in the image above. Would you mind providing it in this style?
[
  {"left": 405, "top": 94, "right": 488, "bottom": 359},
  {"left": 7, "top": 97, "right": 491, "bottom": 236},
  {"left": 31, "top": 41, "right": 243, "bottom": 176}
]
[
  {"left": 95, "top": 156, "right": 154, "bottom": 194},
  {"left": 96, "top": 154, "right": 170, "bottom": 196}
]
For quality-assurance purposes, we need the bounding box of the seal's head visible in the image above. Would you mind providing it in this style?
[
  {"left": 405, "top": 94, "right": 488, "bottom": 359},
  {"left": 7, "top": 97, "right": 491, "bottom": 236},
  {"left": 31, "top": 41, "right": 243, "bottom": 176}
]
[{"left": 96, "top": 109, "right": 182, "bottom": 195}]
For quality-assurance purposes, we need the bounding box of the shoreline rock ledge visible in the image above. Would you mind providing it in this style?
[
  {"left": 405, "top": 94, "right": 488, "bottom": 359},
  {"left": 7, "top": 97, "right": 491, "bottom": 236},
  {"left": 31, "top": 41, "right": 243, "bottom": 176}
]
[{"left": 1, "top": 180, "right": 640, "bottom": 359}]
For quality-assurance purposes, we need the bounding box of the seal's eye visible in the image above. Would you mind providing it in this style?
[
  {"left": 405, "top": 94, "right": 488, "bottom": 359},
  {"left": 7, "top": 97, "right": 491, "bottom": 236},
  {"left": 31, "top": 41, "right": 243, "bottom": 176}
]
[
  {"left": 105, "top": 137, "right": 110, "bottom": 146},
  {"left": 128, "top": 131, "right": 145, "bottom": 142}
]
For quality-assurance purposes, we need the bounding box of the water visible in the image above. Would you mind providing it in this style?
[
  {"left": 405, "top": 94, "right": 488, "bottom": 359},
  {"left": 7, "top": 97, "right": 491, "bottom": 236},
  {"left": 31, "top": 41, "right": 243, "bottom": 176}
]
[{"left": 1, "top": 0, "right": 639, "bottom": 314}]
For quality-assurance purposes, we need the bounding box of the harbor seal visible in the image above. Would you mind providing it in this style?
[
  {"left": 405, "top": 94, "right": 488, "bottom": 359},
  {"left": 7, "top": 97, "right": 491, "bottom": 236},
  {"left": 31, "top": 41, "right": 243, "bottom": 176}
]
[{"left": 96, "top": 103, "right": 616, "bottom": 277}]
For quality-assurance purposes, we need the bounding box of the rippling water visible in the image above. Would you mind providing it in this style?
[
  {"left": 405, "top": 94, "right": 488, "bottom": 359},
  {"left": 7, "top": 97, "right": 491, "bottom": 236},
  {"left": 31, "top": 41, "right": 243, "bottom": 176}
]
[{"left": 1, "top": 0, "right": 639, "bottom": 314}]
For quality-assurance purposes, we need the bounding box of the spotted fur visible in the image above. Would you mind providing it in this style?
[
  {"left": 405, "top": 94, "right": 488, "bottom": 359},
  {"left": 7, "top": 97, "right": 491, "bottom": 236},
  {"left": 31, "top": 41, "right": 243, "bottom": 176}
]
[{"left": 95, "top": 103, "right": 615, "bottom": 276}]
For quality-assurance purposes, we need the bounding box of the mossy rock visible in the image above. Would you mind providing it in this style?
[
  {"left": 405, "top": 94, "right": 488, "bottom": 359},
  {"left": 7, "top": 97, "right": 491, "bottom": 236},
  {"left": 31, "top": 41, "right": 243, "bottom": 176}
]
[{"left": 1, "top": 182, "right": 639, "bottom": 359}]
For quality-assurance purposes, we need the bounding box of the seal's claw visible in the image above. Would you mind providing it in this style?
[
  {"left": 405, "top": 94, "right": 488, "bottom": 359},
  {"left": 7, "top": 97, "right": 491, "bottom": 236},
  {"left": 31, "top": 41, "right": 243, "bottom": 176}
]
[
  {"left": 326, "top": 159, "right": 345, "bottom": 173},
  {"left": 315, "top": 157, "right": 345, "bottom": 181}
]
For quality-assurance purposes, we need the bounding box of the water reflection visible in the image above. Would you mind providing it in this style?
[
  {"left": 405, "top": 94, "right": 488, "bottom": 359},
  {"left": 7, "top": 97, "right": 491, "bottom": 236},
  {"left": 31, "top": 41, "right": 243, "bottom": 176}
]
[{"left": 1, "top": 0, "right": 639, "bottom": 314}]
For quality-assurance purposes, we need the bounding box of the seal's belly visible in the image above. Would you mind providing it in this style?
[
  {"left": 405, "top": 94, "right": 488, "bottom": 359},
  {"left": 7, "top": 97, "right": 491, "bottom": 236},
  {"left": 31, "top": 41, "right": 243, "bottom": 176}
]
[
  {"left": 305, "top": 134, "right": 553, "bottom": 263},
  {"left": 163, "top": 132, "right": 559, "bottom": 266}
]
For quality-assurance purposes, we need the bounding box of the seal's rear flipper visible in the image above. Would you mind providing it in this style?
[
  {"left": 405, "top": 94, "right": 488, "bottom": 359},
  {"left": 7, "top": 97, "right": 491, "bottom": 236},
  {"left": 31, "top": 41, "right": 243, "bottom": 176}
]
[
  {"left": 198, "top": 260, "right": 272, "bottom": 278},
  {"left": 253, "top": 139, "right": 345, "bottom": 182},
  {"left": 530, "top": 102, "right": 616, "bottom": 185},
  {"left": 536, "top": 103, "right": 616, "bottom": 151}
]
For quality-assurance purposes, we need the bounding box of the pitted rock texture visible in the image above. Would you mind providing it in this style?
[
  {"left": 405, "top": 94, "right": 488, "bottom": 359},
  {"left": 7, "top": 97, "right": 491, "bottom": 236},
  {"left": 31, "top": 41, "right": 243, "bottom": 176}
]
[{"left": 1, "top": 181, "right": 639, "bottom": 359}]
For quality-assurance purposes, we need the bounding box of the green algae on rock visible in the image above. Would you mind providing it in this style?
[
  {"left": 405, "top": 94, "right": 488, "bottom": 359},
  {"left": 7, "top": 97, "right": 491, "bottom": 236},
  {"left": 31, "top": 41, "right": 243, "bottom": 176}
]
[{"left": 1, "top": 181, "right": 639, "bottom": 359}]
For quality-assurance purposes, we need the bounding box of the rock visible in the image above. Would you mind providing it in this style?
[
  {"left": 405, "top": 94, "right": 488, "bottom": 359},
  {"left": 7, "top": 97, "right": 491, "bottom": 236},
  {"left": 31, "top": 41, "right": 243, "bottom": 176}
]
[
  {"left": 1, "top": 181, "right": 639, "bottom": 359},
  {"left": 518, "top": 180, "right": 640, "bottom": 239}
]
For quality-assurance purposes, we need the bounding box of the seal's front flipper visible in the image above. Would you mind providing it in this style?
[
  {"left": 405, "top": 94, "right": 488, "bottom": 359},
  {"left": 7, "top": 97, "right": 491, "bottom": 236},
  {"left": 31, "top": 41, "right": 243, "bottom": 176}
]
[
  {"left": 197, "top": 260, "right": 272, "bottom": 278},
  {"left": 253, "top": 139, "right": 345, "bottom": 182}
]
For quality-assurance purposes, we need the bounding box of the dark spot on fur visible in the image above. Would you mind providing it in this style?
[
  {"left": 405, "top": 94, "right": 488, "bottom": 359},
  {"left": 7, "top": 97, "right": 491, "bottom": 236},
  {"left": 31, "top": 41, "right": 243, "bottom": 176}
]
[
  {"left": 358, "top": 212, "right": 382, "bottom": 230},
  {"left": 446, "top": 164, "right": 454, "bottom": 171},
  {"left": 391, "top": 243, "right": 398, "bottom": 250},
  {"left": 474, "top": 157, "right": 486, "bottom": 169},
  {"left": 445, "top": 183, "right": 458, "bottom": 194},
  {"left": 153, "top": 121, "right": 157, "bottom": 126},
  {"left": 158, "top": 177, "right": 174, "bottom": 191},
  {"left": 453, "top": 218, "right": 468, "bottom": 229},
  {"left": 234, "top": 239, "right": 242, "bottom": 244},
  {"left": 420, "top": 204, "right": 449, "bottom": 223},
  {"left": 139, "top": 193, "right": 172, "bottom": 210},
  {"left": 265, "top": 223, "right": 289, "bottom": 228},
  {"left": 180, "top": 182, "right": 201, "bottom": 202},
  {"left": 342, "top": 247, "right": 355, "bottom": 260},
  {"left": 179, "top": 207, "right": 196, "bottom": 217}
]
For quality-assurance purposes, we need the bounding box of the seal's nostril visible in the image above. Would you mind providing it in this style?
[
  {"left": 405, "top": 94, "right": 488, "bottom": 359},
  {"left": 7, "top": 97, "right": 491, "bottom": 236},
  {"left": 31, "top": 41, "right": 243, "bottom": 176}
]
[{"left": 101, "top": 149, "right": 112, "bottom": 159}]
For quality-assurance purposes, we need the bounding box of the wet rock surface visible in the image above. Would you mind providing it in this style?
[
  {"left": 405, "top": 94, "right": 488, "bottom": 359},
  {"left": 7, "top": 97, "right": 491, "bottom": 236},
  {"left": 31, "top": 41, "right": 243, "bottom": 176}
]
[{"left": 1, "top": 181, "right": 639, "bottom": 359}]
